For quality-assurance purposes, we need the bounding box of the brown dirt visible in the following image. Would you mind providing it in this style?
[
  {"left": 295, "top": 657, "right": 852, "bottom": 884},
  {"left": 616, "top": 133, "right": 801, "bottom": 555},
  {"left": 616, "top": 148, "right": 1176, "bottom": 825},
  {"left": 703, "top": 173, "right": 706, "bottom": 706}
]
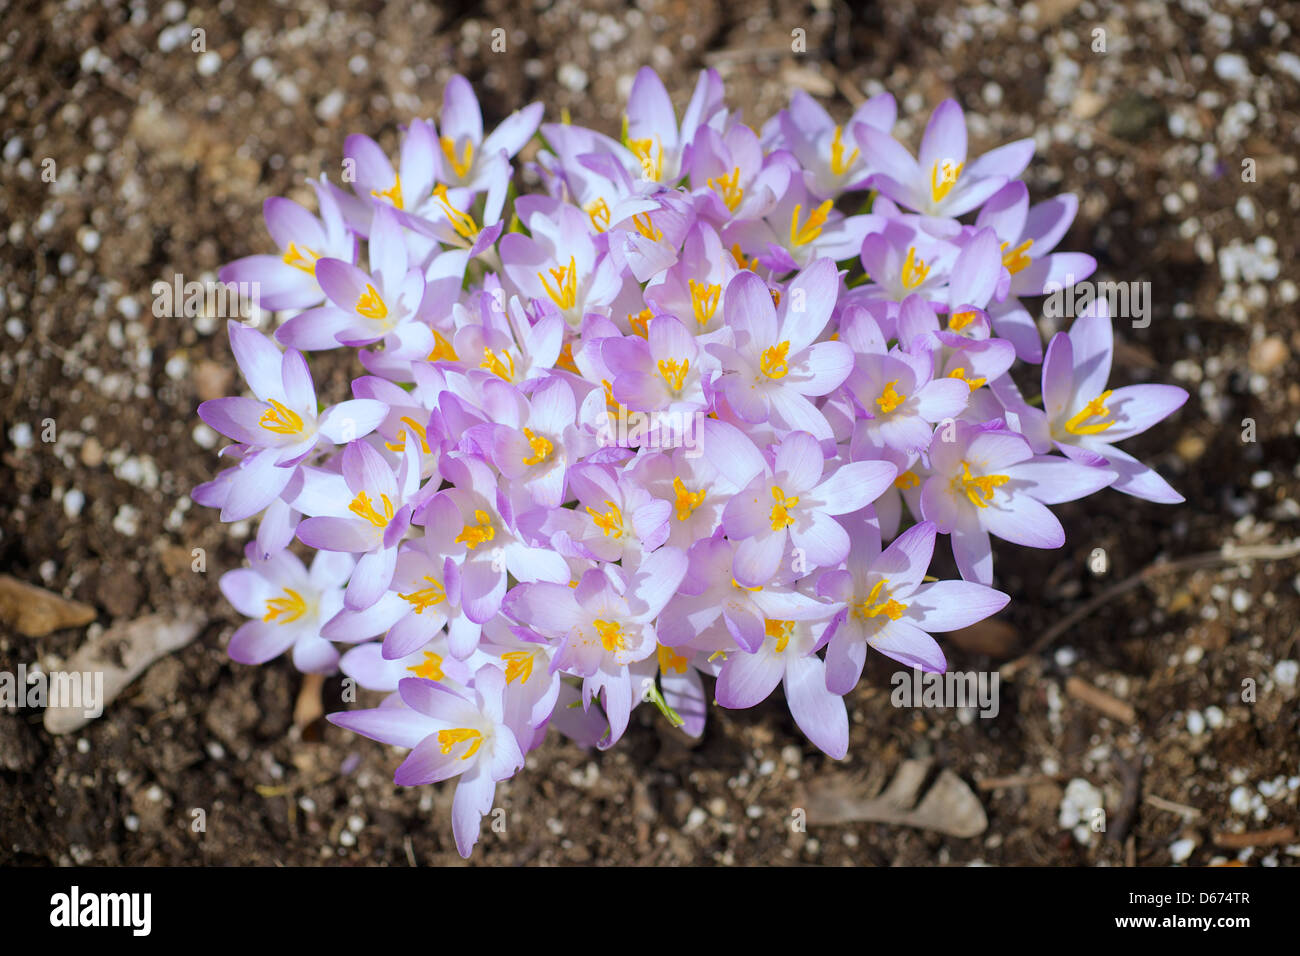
[{"left": 1, "top": 0, "right": 1298, "bottom": 866}]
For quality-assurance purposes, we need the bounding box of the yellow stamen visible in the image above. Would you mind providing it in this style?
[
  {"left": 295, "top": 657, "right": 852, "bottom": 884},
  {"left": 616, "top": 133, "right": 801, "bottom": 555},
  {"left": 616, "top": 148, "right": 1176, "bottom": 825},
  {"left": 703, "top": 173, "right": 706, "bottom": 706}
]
[
  {"left": 765, "top": 618, "right": 795, "bottom": 653},
  {"left": 708, "top": 166, "right": 743, "bottom": 212},
  {"left": 398, "top": 575, "right": 445, "bottom": 614},
  {"left": 480, "top": 347, "right": 516, "bottom": 382},
  {"left": 585, "top": 197, "right": 611, "bottom": 233},
  {"left": 439, "top": 136, "right": 474, "bottom": 179},
  {"left": 521, "top": 427, "right": 553, "bottom": 466},
  {"left": 951, "top": 461, "right": 1009, "bottom": 508},
  {"left": 501, "top": 650, "right": 534, "bottom": 684},
  {"left": 760, "top": 341, "right": 791, "bottom": 380},
  {"left": 948, "top": 367, "right": 987, "bottom": 390},
  {"left": 707, "top": 649, "right": 728, "bottom": 663},
  {"left": 894, "top": 470, "right": 921, "bottom": 490},
  {"left": 789, "top": 199, "right": 833, "bottom": 247},
  {"left": 455, "top": 509, "right": 496, "bottom": 550},
  {"left": 356, "top": 282, "right": 388, "bottom": 321},
  {"left": 1063, "top": 390, "right": 1115, "bottom": 435},
  {"left": 259, "top": 398, "right": 304, "bottom": 436},
  {"left": 371, "top": 174, "right": 403, "bottom": 210},
  {"left": 901, "top": 246, "right": 930, "bottom": 290},
  {"left": 282, "top": 241, "right": 321, "bottom": 275},
  {"left": 537, "top": 255, "right": 578, "bottom": 311},
  {"left": 556, "top": 341, "right": 580, "bottom": 374},
  {"left": 586, "top": 500, "right": 624, "bottom": 538},
  {"left": 631, "top": 212, "right": 662, "bottom": 242},
  {"left": 732, "top": 578, "right": 762, "bottom": 592},
  {"left": 384, "top": 416, "right": 432, "bottom": 454},
  {"left": 672, "top": 475, "right": 706, "bottom": 521},
  {"left": 930, "top": 159, "right": 963, "bottom": 204},
  {"left": 1000, "top": 238, "right": 1034, "bottom": 275},
  {"left": 658, "top": 357, "right": 689, "bottom": 392},
  {"left": 948, "top": 310, "right": 977, "bottom": 332},
  {"left": 431, "top": 183, "right": 478, "bottom": 242},
  {"left": 829, "top": 125, "right": 860, "bottom": 176},
  {"left": 657, "top": 643, "right": 689, "bottom": 675},
  {"left": 730, "top": 243, "right": 759, "bottom": 271},
  {"left": 263, "top": 587, "right": 307, "bottom": 624},
  {"left": 348, "top": 490, "right": 395, "bottom": 528},
  {"left": 593, "top": 618, "right": 626, "bottom": 651},
  {"left": 876, "top": 379, "right": 906, "bottom": 414},
  {"left": 406, "top": 650, "right": 445, "bottom": 681},
  {"left": 688, "top": 279, "right": 721, "bottom": 327},
  {"left": 426, "top": 329, "right": 458, "bottom": 363},
  {"left": 628, "top": 308, "right": 654, "bottom": 338},
  {"left": 437, "top": 727, "right": 482, "bottom": 759},
  {"left": 626, "top": 135, "right": 663, "bottom": 181},
  {"left": 769, "top": 485, "right": 799, "bottom": 531},
  {"left": 854, "top": 578, "right": 907, "bottom": 621}
]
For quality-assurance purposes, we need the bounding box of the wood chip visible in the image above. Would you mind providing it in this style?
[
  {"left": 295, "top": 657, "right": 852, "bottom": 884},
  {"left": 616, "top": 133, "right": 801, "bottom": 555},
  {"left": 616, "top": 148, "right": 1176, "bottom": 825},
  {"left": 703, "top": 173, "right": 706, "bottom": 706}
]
[
  {"left": 0, "top": 574, "right": 96, "bottom": 638},
  {"left": 1065, "top": 676, "right": 1136, "bottom": 724},
  {"left": 1212, "top": 827, "right": 1296, "bottom": 849}
]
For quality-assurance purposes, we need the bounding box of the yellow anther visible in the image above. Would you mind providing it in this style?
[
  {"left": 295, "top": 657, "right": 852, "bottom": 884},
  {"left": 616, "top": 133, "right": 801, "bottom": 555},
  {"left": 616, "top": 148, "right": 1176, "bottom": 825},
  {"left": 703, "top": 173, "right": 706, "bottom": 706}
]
[
  {"left": 951, "top": 461, "right": 1010, "bottom": 508},
  {"left": 480, "top": 347, "right": 516, "bottom": 382},
  {"left": 348, "top": 490, "right": 395, "bottom": 528},
  {"left": 537, "top": 255, "right": 578, "bottom": 311},
  {"left": 730, "top": 242, "right": 759, "bottom": 271},
  {"left": 790, "top": 199, "right": 833, "bottom": 247},
  {"left": 282, "top": 241, "right": 321, "bottom": 275},
  {"left": 556, "top": 342, "right": 580, "bottom": 374},
  {"left": 626, "top": 135, "right": 663, "bottom": 181},
  {"left": 1000, "top": 238, "right": 1034, "bottom": 275},
  {"left": 398, "top": 575, "right": 446, "bottom": 614},
  {"left": 876, "top": 379, "right": 907, "bottom": 414},
  {"left": 371, "top": 174, "right": 404, "bottom": 210},
  {"left": 901, "top": 246, "right": 930, "bottom": 290},
  {"left": 631, "top": 212, "right": 662, "bottom": 241},
  {"left": 259, "top": 398, "right": 304, "bottom": 436},
  {"left": 1063, "top": 390, "right": 1115, "bottom": 435},
  {"left": 708, "top": 166, "right": 743, "bottom": 212},
  {"left": 765, "top": 618, "right": 795, "bottom": 653},
  {"left": 930, "top": 159, "right": 964, "bottom": 204},
  {"left": 384, "top": 416, "right": 432, "bottom": 455},
  {"left": 829, "top": 125, "right": 860, "bottom": 176},
  {"left": 657, "top": 643, "right": 689, "bottom": 675},
  {"left": 948, "top": 310, "right": 977, "bottom": 332},
  {"left": 439, "top": 136, "right": 475, "bottom": 180},
  {"left": 356, "top": 282, "right": 388, "bottom": 321},
  {"left": 521, "top": 427, "right": 553, "bottom": 466},
  {"left": 406, "top": 650, "right": 445, "bottom": 681},
  {"left": 628, "top": 307, "right": 654, "bottom": 338},
  {"left": 769, "top": 485, "right": 799, "bottom": 531},
  {"left": 262, "top": 587, "right": 307, "bottom": 624},
  {"left": 671, "top": 475, "right": 706, "bottom": 521},
  {"left": 948, "top": 366, "right": 987, "bottom": 390},
  {"left": 894, "top": 470, "right": 921, "bottom": 490},
  {"left": 455, "top": 509, "right": 496, "bottom": 550},
  {"left": 585, "top": 197, "right": 611, "bottom": 232},
  {"left": 688, "top": 279, "right": 721, "bottom": 327},
  {"left": 854, "top": 578, "right": 907, "bottom": 621},
  {"left": 586, "top": 500, "right": 624, "bottom": 538},
  {"left": 658, "top": 357, "right": 689, "bottom": 392},
  {"left": 760, "top": 340, "right": 791, "bottom": 380},
  {"left": 501, "top": 650, "right": 534, "bottom": 685},
  {"left": 707, "top": 649, "right": 728, "bottom": 663},
  {"left": 593, "top": 618, "right": 626, "bottom": 651},
  {"left": 731, "top": 578, "right": 762, "bottom": 592},
  {"left": 426, "top": 329, "right": 459, "bottom": 362},
  {"left": 431, "top": 183, "right": 479, "bottom": 242},
  {"left": 437, "top": 727, "right": 483, "bottom": 759}
]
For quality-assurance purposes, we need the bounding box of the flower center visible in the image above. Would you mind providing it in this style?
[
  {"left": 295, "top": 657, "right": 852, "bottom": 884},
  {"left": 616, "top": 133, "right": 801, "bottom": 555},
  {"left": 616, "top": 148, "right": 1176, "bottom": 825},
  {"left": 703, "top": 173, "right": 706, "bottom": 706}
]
[
  {"left": 854, "top": 578, "right": 908, "bottom": 621},
  {"left": 947, "top": 367, "right": 986, "bottom": 390},
  {"left": 765, "top": 618, "right": 795, "bottom": 653},
  {"left": 584, "top": 197, "right": 611, "bottom": 232},
  {"left": 789, "top": 199, "right": 833, "bottom": 247},
  {"left": 1000, "top": 238, "right": 1034, "bottom": 275},
  {"left": 930, "top": 159, "right": 963, "bottom": 204},
  {"left": 370, "top": 174, "right": 403, "bottom": 209},
  {"left": 894, "top": 470, "right": 921, "bottom": 490},
  {"left": 709, "top": 166, "right": 744, "bottom": 212},
  {"left": 760, "top": 341, "right": 791, "bottom": 380},
  {"left": 480, "top": 347, "right": 516, "bottom": 382},
  {"left": 398, "top": 575, "right": 446, "bottom": 614},
  {"left": 407, "top": 650, "right": 444, "bottom": 680},
  {"left": 1064, "top": 390, "right": 1115, "bottom": 435},
  {"left": 537, "top": 255, "right": 578, "bottom": 311},
  {"left": 455, "top": 509, "right": 496, "bottom": 550},
  {"left": 431, "top": 184, "right": 479, "bottom": 242},
  {"left": 521, "top": 427, "right": 553, "bottom": 466},
  {"left": 586, "top": 500, "right": 625, "bottom": 538},
  {"left": 631, "top": 212, "right": 662, "bottom": 241},
  {"left": 426, "top": 329, "right": 459, "bottom": 362},
  {"left": 688, "top": 279, "right": 721, "bottom": 327},
  {"left": 356, "top": 282, "right": 389, "bottom": 322},
  {"left": 625, "top": 134, "right": 663, "bottom": 181},
  {"left": 500, "top": 650, "right": 534, "bottom": 684},
  {"left": 950, "top": 461, "right": 1009, "bottom": 508},
  {"left": 259, "top": 398, "right": 304, "bottom": 436},
  {"left": 876, "top": 379, "right": 907, "bottom": 414},
  {"left": 672, "top": 475, "right": 706, "bottom": 521},
  {"left": 282, "top": 241, "right": 321, "bottom": 275},
  {"left": 829, "top": 125, "right": 860, "bottom": 176},
  {"left": 658, "top": 357, "right": 689, "bottom": 393},
  {"left": 437, "top": 727, "right": 482, "bottom": 759},
  {"left": 901, "top": 246, "right": 930, "bottom": 290},
  {"left": 263, "top": 587, "right": 307, "bottom": 624},
  {"left": 769, "top": 485, "right": 799, "bottom": 531},
  {"left": 657, "top": 643, "right": 690, "bottom": 675},
  {"left": 348, "top": 490, "right": 395, "bottom": 528},
  {"left": 593, "top": 618, "right": 626, "bottom": 651},
  {"left": 439, "top": 136, "right": 475, "bottom": 179},
  {"left": 384, "top": 416, "right": 432, "bottom": 455}
]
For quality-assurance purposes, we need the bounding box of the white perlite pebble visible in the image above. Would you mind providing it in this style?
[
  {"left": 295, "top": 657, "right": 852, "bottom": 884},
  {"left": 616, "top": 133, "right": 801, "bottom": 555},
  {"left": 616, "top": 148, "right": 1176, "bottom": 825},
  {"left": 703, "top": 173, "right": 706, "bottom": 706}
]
[
  {"left": 1186, "top": 710, "right": 1206, "bottom": 735},
  {"left": 1274, "top": 660, "right": 1298, "bottom": 689},
  {"left": 112, "top": 504, "right": 141, "bottom": 536},
  {"left": 63, "top": 489, "right": 85, "bottom": 518},
  {"left": 1170, "top": 838, "right": 1197, "bottom": 863},
  {"left": 1229, "top": 786, "right": 1252, "bottom": 814}
]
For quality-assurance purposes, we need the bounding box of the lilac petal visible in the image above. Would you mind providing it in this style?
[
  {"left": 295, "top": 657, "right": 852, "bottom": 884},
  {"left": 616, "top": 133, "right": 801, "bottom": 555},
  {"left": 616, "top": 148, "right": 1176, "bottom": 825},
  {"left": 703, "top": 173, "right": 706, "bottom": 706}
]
[
  {"left": 1004, "top": 456, "right": 1116, "bottom": 504},
  {"left": 870, "top": 619, "right": 946, "bottom": 673},
  {"left": 783, "top": 654, "right": 848, "bottom": 759},
  {"left": 906, "top": 580, "right": 1009, "bottom": 632},
  {"left": 715, "top": 648, "right": 784, "bottom": 709},
  {"left": 227, "top": 620, "right": 297, "bottom": 665},
  {"left": 345, "top": 547, "right": 397, "bottom": 610},
  {"left": 327, "top": 705, "right": 436, "bottom": 749},
  {"left": 978, "top": 495, "right": 1065, "bottom": 549},
  {"left": 1101, "top": 384, "right": 1188, "bottom": 441}
]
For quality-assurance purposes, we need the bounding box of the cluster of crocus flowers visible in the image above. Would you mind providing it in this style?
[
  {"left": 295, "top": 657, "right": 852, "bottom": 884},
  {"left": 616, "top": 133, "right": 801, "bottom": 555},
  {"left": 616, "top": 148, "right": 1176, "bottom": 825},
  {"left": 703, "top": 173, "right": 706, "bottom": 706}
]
[{"left": 197, "top": 70, "right": 1187, "bottom": 857}]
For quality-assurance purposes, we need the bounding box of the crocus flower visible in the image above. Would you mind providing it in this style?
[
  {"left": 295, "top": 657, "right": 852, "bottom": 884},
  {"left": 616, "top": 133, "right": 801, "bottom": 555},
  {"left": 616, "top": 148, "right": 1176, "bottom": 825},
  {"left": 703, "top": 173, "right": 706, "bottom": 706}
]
[{"left": 772, "top": 89, "right": 897, "bottom": 198}]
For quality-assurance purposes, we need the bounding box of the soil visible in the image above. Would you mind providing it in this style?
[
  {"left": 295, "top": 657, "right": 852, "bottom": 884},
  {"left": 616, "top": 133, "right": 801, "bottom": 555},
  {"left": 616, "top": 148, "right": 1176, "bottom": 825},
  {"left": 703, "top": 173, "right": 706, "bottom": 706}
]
[{"left": 1, "top": 0, "right": 1298, "bottom": 866}]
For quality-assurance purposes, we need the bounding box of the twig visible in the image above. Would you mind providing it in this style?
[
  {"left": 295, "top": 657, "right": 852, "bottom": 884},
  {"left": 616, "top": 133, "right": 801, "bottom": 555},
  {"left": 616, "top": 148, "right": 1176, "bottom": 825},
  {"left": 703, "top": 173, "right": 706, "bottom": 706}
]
[
  {"left": 1001, "top": 540, "right": 1300, "bottom": 679},
  {"left": 1213, "top": 826, "right": 1296, "bottom": 849},
  {"left": 1066, "top": 676, "right": 1136, "bottom": 724},
  {"left": 1143, "top": 794, "right": 1201, "bottom": 820},
  {"left": 975, "top": 773, "right": 1064, "bottom": 792}
]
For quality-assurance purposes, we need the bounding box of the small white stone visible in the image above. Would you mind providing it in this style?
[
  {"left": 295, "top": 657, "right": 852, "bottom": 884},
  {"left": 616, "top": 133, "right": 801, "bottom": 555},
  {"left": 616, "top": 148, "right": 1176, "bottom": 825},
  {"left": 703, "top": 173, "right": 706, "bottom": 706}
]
[
  {"left": 63, "top": 488, "right": 85, "bottom": 519},
  {"left": 1213, "top": 53, "right": 1251, "bottom": 83},
  {"left": 1230, "top": 588, "right": 1251, "bottom": 613},
  {"left": 1170, "top": 838, "right": 1197, "bottom": 863},
  {"left": 9, "top": 423, "right": 33, "bottom": 449},
  {"left": 112, "top": 503, "right": 141, "bottom": 537},
  {"left": 1274, "top": 660, "right": 1298, "bottom": 689},
  {"left": 557, "top": 63, "right": 588, "bottom": 92},
  {"left": 196, "top": 51, "right": 221, "bottom": 77},
  {"left": 1229, "top": 785, "right": 1252, "bottom": 814},
  {"left": 1204, "top": 706, "right": 1225, "bottom": 729},
  {"left": 315, "top": 90, "right": 346, "bottom": 122},
  {"left": 1186, "top": 710, "right": 1206, "bottom": 735},
  {"left": 1250, "top": 470, "right": 1273, "bottom": 488}
]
